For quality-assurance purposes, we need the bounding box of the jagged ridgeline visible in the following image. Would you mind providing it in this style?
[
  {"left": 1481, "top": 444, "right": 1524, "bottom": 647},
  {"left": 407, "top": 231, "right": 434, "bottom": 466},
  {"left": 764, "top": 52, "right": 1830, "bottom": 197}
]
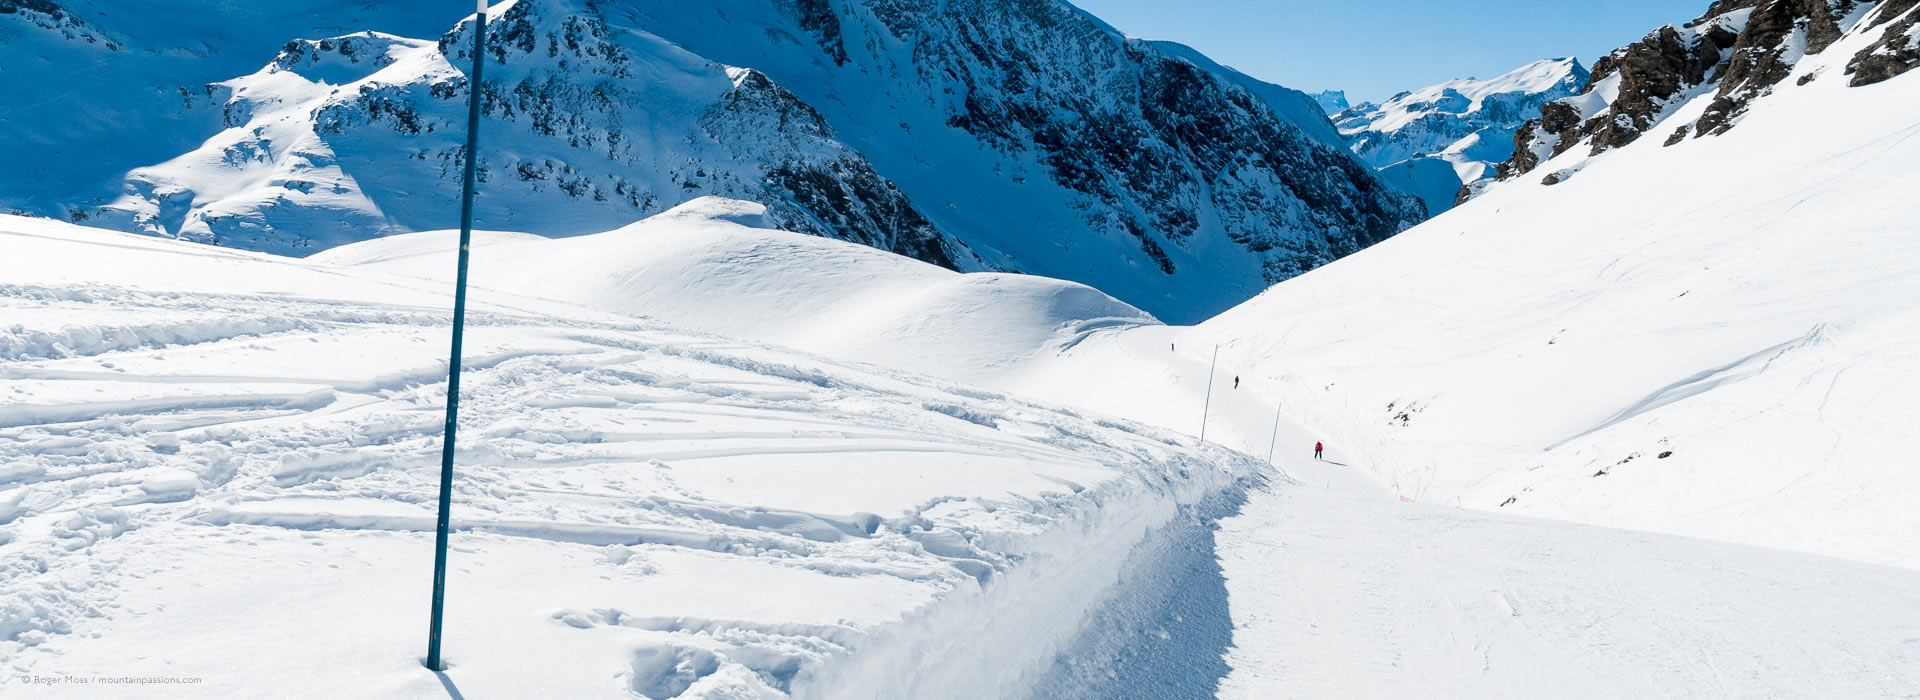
[
  {"left": 1486, "top": 0, "right": 1920, "bottom": 190},
  {"left": 0, "top": 0, "right": 1426, "bottom": 322}
]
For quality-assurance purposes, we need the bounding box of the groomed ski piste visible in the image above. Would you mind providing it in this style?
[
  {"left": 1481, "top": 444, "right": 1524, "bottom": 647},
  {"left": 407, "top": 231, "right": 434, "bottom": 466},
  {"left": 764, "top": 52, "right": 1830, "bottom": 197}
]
[{"left": 9, "top": 4, "right": 1920, "bottom": 700}]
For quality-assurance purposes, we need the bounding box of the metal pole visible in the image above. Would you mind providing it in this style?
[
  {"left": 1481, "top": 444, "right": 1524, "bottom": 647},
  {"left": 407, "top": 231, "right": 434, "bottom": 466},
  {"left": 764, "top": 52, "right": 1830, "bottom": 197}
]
[
  {"left": 427, "top": 0, "right": 487, "bottom": 673},
  {"left": 1199, "top": 345, "right": 1218, "bottom": 442},
  {"left": 1265, "top": 403, "right": 1281, "bottom": 465}
]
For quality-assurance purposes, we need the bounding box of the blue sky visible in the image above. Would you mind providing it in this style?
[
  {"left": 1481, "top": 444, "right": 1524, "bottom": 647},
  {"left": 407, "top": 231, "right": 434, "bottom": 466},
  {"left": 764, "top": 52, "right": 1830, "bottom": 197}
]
[{"left": 1067, "top": 0, "right": 1703, "bottom": 103}]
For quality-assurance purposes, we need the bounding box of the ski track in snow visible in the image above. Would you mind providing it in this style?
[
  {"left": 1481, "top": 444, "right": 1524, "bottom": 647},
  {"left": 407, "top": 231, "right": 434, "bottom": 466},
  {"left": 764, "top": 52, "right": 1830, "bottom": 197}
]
[{"left": 0, "top": 219, "right": 1265, "bottom": 699}]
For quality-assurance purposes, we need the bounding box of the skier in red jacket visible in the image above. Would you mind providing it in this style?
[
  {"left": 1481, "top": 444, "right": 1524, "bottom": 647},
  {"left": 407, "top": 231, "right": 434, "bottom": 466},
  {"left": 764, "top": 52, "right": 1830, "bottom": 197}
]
[{"left": 1314, "top": 442, "right": 1324, "bottom": 460}]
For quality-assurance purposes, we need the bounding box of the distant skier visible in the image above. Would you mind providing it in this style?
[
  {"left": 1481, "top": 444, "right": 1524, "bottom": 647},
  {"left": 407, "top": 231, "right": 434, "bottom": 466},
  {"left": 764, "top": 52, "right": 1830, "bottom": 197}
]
[
  {"left": 1171, "top": 342, "right": 1175, "bottom": 352},
  {"left": 1233, "top": 376, "right": 1240, "bottom": 389},
  {"left": 1314, "top": 442, "right": 1323, "bottom": 460}
]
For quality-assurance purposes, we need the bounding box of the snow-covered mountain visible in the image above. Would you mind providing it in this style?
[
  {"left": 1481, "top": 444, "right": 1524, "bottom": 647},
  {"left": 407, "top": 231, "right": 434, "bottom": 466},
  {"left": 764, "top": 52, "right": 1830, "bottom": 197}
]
[
  {"left": 1492, "top": 0, "right": 1920, "bottom": 189},
  {"left": 0, "top": 0, "right": 1425, "bottom": 323},
  {"left": 1332, "top": 58, "right": 1588, "bottom": 215},
  {"left": 1310, "top": 89, "right": 1350, "bottom": 114}
]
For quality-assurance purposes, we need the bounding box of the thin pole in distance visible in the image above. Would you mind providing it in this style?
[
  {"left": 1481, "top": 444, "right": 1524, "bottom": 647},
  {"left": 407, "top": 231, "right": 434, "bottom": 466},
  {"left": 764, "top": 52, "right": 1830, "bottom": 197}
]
[
  {"left": 1199, "top": 344, "right": 1218, "bottom": 442},
  {"left": 427, "top": 0, "right": 488, "bottom": 673},
  {"left": 1265, "top": 403, "right": 1281, "bottom": 466}
]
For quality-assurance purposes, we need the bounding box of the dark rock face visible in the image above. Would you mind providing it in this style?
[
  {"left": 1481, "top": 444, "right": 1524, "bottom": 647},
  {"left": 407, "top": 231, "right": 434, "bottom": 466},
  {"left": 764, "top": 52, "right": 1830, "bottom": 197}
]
[
  {"left": 786, "top": 0, "right": 849, "bottom": 65},
  {"left": 1500, "top": 100, "right": 1586, "bottom": 178},
  {"left": 1849, "top": 0, "right": 1920, "bottom": 86},
  {"left": 0, "top": 0, "right": 115, "bottom": 47},
  {"left": 1697, "top": 0, "right": 1855, "bottom": 136},
  {"left": 893, "top": 0, "right": 1424, "bottom": 284},
  {"left": 0, "top": 0, "right": 65, "bottom": 17},
  {"left": 1584, "top": 25, "right": 1731, "bottom": 152},
  {"left": 437, "top": 0, "right": 966, "bottom": 267}
]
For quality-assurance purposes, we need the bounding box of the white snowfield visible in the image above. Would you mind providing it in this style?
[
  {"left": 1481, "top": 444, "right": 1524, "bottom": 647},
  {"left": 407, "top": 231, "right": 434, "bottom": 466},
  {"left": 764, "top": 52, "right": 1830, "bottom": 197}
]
[{"left": 0, "top": 214, "right": 1267, "bottom": 698}]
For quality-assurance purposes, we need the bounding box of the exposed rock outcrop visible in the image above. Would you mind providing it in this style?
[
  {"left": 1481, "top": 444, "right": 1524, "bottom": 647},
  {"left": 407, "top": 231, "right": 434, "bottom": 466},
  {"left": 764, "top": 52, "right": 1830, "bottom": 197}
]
[{"left": 1848, "top": 0, "right": 1920, "bottom": 85}]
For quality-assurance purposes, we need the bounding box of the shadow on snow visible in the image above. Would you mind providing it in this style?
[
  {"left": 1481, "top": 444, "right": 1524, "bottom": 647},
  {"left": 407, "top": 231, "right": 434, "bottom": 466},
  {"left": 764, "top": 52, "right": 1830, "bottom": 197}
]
[{"left": 1025, "top": 478, "right": 1257, "bottom": 699}]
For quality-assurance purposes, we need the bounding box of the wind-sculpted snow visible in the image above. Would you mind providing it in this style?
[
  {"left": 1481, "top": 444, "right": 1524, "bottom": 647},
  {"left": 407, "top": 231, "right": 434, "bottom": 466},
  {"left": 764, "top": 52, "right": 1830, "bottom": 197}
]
[
  {"left": 0, "top": 214, "right": 1262, "bottom": 698},
  {"left": 1, "top": 0, "right": 1423, "bottom": 323}
]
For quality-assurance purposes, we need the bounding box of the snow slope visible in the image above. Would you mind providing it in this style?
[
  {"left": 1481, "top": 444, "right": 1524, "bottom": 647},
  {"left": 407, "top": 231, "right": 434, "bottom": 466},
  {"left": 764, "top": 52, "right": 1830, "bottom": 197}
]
[
  {"left": 1217, "top": 487, "right": 1920, "bottom": 699},
  {"left": 1181, "top": 9, "right": 1920, "bottom": 569},
  {"left": 0, "top": 213, "right": 1264, "bottom": 698},
  {"left": 315, "top": 197, "right": 1161, "bottom": 385}
]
